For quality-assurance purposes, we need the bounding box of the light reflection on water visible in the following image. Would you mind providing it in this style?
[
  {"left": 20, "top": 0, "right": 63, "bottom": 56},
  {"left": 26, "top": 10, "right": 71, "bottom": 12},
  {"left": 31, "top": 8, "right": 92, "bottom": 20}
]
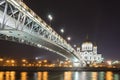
[
  {"left": 64, "top": 71, "right": 72, "bottom": 80},
  {"left": 21, "top": 72, "right": 27, "bottom": 80},
  {"left": 0, "top": 71, "right": 119, "bottom": 80},
  {"left": 92, "top": 72, "right": 98, "bottom": 80},
  {"left": 5, "top": 71, "right": 15, "bottom": 80},
  {"left": 0, "top": 72, "right": 4, "bottom": 80},
  {"left": 74, "top": 72, "right": 88, "bottom": 80},
  {"left": 98, "top": 71, "right": 105, "bottom": 80},
  {"left": 106, "top": 71, "right": 113, "bottom": 80},
  {"left": 37, "top": 72, "right": 42, "bottom": 80}
]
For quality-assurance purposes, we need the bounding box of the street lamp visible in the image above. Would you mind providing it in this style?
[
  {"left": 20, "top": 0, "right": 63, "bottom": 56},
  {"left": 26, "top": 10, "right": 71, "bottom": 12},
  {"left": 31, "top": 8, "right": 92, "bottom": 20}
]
[
  {"left": 73, "top": 44, "right": 76, "bottom": 47},
  {"left": 67, "top": 37, "right": 71, "bottom": 41},
  {"left": 60, "top": 28, "right": 64, "bottom": 33},
  {"left": 22, "top": 59, "right": 27, "bottom": 63},
  {"left": 48, "top": 14, "right": 53, "bottom": 26},
  {"left": 0, "top": 58, "right": 3, "bottom": 61}
]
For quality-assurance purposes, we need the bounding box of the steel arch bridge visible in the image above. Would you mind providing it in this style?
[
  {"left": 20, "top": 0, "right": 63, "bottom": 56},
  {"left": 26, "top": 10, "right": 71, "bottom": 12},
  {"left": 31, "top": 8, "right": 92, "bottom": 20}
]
[{"left": 0, "top": 0, "right": 81, "bottom": 62}]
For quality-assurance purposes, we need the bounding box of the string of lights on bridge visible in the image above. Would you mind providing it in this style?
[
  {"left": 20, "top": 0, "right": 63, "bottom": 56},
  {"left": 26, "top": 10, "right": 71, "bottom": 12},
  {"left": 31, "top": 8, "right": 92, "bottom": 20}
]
[{"left": 47, "top": 14, "right": 76, "bottom": 48}]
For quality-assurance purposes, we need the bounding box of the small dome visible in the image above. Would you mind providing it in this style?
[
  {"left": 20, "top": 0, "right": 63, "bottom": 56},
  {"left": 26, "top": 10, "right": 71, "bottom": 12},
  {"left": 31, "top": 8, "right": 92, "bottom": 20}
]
[
  {"left": 81, "top": 41, "right": 93, "bottom": 51},
  {"left": 82, "top": 40, "right": 93, "bottom": 45},
  {"left": 82, "top": 35, "right": 93, "bottom": 47},
  {"left": 82, "top": 41, "right": 93, "bottom": 47}
]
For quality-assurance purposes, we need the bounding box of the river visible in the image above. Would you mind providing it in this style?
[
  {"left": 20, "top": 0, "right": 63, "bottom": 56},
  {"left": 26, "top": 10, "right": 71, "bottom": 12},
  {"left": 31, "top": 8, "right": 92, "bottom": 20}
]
[{"left": 0, "top": 71, "right": 119, "bottom": 80}]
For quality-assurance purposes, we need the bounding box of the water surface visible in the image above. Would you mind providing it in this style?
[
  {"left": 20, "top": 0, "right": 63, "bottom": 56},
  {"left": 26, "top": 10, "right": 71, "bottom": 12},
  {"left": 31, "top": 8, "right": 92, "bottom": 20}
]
[{"left": 0, "top": 71, "right": 119, "bottom": 80}]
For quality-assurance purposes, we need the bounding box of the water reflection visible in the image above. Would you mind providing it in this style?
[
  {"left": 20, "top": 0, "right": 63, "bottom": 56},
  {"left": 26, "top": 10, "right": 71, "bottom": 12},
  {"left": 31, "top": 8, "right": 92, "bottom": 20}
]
[
  {"left": 37, "top": 72, "right": 42, "bottom": 80},
  {"left": 81, "top": 72, "right": 88, "bottom": 80},
  {"left": 21, "top": 72, "right": 27, "bottom": 80},
  {"left": 98, "top": 72, "right": 105, "bottom": 80},
  {"left": 10, "top": 71, "right": 15, "bottom": 80},
  {"left": 5, "top": 71, "right": 16, "bottom": 80},
  {"left": 33, "top": 72, "right": 48, "bottom": 80},
  {"left": 5, "top": 71, "right": 10, "bottom": 80},
  {"left": 0, "top": 71, "right": 15, "bottom": 80},
  {"left": 43, "top": 72, "right": 48, "bottom": 80},
  {"left": 73, "top": 71, "right": 119, "bottom": 80},
  {"left": 64, "top": 71, "right": 72, "bottom": 80},
  {"left": 0, "top": 71, "right": 119, "bottom": 80},
  {"left": 74, "top": 72, "right": 79, "bottom": 80},
  {"left": 92, "top": 72, "right": 98, "bottom": 80},
  {"left": 114, "top": 74, "right": 119, "bottom": 80},
  {"left": 106, "top": 71, "right": 113, "bottom": 80},
  {"left": 0, "top": 72, "right": 4, "bottom": 80},
  {"left": 74, "top": 72, "right": 98, "bottom": 80}
]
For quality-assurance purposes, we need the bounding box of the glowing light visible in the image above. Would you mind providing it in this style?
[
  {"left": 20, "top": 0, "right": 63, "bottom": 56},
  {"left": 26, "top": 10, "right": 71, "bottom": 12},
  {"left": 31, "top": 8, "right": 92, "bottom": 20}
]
[
  {"left": 43, "top": 60, "right": 47, "bottom": 63},
  {"left": 60, "top": 28, "right": 64, "bottom": 33},
  {"left": 37, "top": 44, "right": 42, "bottom": 47},
  {"left": 6, "top": 60, "right": 10, "bottom": 63},
  {"left": 107, "top": 60, "right": 112, "bottom": 65},
  {"left": 43, "top": 72, "right": 48, "bottom": 80},
  {"left": 11, "top": 60, "right": 15, "bottom": 63},
  {"left": 0, "top": 58, "right": 3, "bottom": 61},
  {"left": 67, "top": 37, "right": 71, "bottom": 41},
  {"left": 21, "top": 72, "right": 27, "bottom": 80},
  {"left": 38, "top": 61, "right": 42, "bottom": 63},
  {"left": 22, "top": 59, "right": 26, "bottom": 62},
  {"left": 73, "top": 44, "right": 76, "bottom": 47},
  {"left": 0, "top": 72, "right": 4, "bottom": 80},
  {"left": 106, "top": 71, "right": 113, "bottom": 80},
  {"left": 64, "top": 72, "right": 72, "bottom": 80},
  {"left": 92, "top": 72, "right": 98, "bottom": 80},
  {"left": 48, "top": 14, "right": 53, "bottom": 21},
  {"left": 37, "top": 72, "right": 42, "bottom": 80}
]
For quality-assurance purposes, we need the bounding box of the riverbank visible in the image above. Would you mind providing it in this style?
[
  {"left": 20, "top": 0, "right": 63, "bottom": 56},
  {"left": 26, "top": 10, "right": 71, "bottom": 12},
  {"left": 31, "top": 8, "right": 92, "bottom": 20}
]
[{"left": 0, "top": 66, "right": 120, "bottom": 72}]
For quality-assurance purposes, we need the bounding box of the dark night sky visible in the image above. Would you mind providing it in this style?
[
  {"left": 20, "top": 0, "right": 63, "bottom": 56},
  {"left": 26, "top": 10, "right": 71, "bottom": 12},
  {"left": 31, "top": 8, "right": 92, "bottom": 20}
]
[{"left": 0, "top": 0, "right": 120, "bottom": 60}]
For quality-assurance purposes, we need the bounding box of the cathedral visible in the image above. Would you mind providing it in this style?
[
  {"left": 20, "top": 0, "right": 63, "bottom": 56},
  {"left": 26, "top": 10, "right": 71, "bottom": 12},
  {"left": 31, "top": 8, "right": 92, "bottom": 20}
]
[{"left": 77, "top": 39, "right": 103, "bottom": 66}]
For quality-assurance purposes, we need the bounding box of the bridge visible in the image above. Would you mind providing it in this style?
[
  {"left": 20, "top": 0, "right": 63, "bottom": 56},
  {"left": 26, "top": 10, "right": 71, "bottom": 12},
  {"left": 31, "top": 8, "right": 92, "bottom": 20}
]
[{"left": 0, "top": 0, "right": 81, "bottom": 62}]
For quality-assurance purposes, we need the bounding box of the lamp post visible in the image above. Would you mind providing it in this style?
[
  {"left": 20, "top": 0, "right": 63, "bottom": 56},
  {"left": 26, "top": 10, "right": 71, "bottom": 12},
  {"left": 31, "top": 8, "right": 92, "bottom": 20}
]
[
  {"left": 67, "top": 36, "right": 71, "bottom": 41},
  {"left": 73, "top": 44, "right": 76, "bottom": 48},
  {"left": 48, "top": 14, "right": 53, "bottom": 26},
  {"left": 60, "top": 28, "right": 64, "bottom": 34}
]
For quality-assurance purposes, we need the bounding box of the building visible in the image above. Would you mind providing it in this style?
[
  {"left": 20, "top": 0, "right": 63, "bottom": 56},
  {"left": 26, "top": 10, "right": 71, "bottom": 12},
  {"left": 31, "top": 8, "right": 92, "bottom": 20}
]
[{"left": 77, "top": 40, "right": 103, "bottom": 66}]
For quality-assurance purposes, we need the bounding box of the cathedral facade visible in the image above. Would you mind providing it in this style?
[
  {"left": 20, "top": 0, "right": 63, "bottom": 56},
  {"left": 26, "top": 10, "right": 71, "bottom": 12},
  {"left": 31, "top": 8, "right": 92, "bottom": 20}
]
[{"left": 77, "top": 40, "right": 103, "bottom": 66}]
